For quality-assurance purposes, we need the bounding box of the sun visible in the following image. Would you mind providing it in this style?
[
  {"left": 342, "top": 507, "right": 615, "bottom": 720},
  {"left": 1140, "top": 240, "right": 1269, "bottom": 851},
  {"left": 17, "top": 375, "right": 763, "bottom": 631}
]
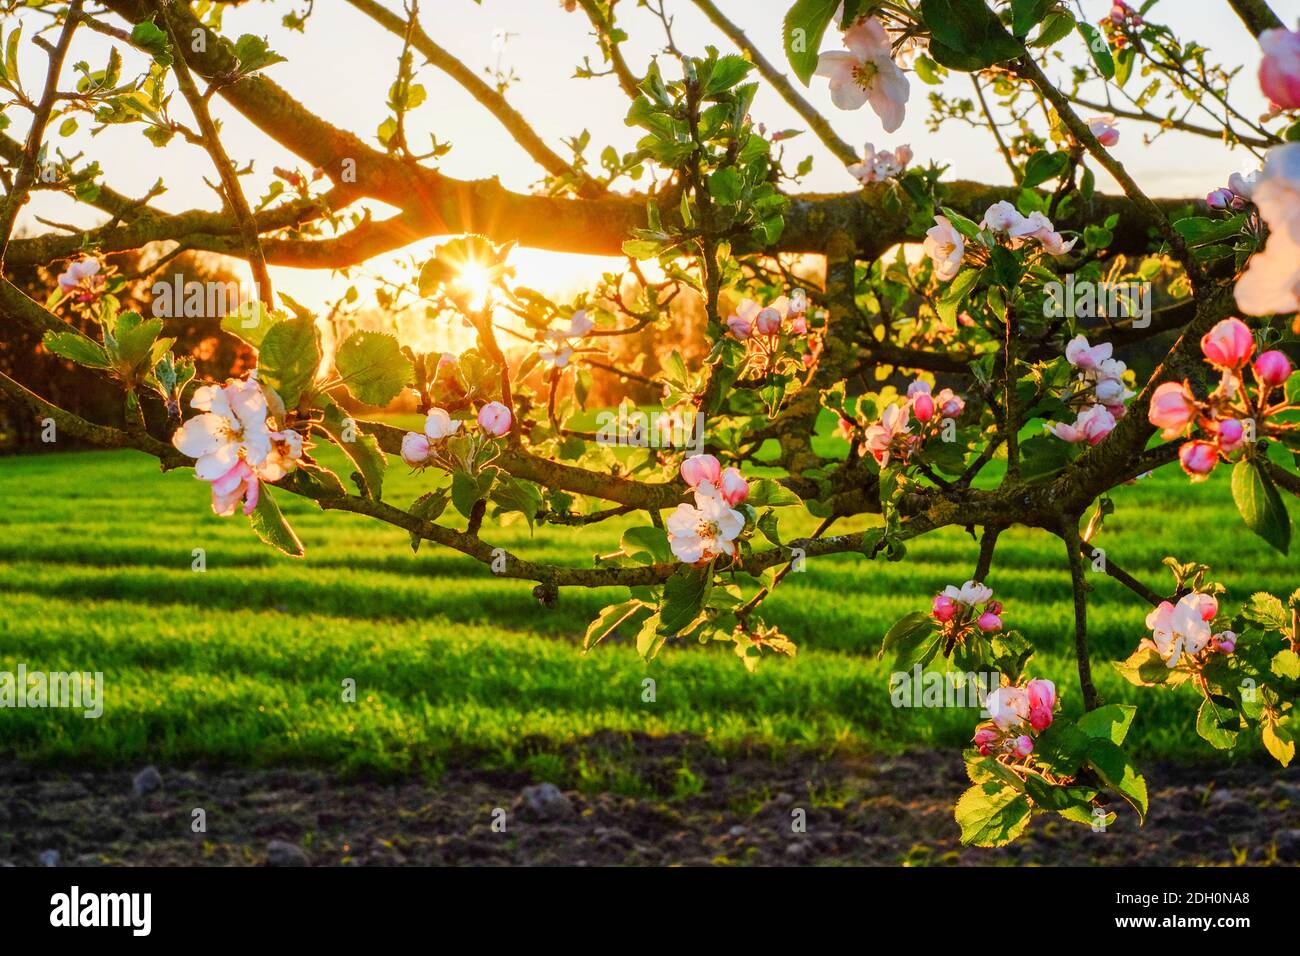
[{"left": 454, "top": 261, "right": 493, "bottom": 312}]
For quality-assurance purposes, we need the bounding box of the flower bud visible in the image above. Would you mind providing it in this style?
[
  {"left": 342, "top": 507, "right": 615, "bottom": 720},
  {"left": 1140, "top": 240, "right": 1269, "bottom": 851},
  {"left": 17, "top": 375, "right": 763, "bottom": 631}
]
[
  {"left": 932, "top": 593, "right": 957, "bottom": 623},
  {"left": 1178, "top": 439, "right": 1218, "bottom": 480},
  {"left": 1148, "top": 381, "right": 1196, "bottom": 439},
  {"left": 401, "top": 432, "right": 431, "bottom": 467},
  {"left": 719, "top": 466, "right": 749, "bottom": 506},
  {"left": 1253, "top": 349, "right": 1293, "bottom": 387},
  {"left": 477, "top": 401, "right": 512, "bottom": 437},
  {"left": 1200, "top": 317, "right": 1255, "bottom": 370},
  {"left": 977, "top": 611, "right": 1003, "bottom": 633},
  {"left": 1011, "top": 735, "right": 1034, "bottom": 758},
  {"left": 755, "top": 307, "right": 782, "bottom": 336},
  {"left": 1216, "top": 418, "right": 1246, "bottom": 453},
  {"left": 680, "top": 453, "right": 722, "bottom": 488}
]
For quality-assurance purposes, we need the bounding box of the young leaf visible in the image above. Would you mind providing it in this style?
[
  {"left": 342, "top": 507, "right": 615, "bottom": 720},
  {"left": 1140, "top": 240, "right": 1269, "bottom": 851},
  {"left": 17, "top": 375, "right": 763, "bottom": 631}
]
[
  {"left": 1231, "top": 459, "right": 1291, "bottom": 555},
  {"left": 257, "top": 315, "right": 320, "bottom": 408},
  {"left": 248, "top": 488, "right": 304, "bottom": 557},
  {"left": 955, "top": 782, "right": 1032, "bottom": 847},
  {"left": 334, "top": 330, "right": 413, "bottom": 406}
]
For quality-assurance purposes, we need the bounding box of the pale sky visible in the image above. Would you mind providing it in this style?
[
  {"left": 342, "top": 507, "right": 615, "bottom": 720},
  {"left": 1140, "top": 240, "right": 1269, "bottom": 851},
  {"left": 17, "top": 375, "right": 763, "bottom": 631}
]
[{"left": 9, "top": 0, "right": 1298, "bottom": 330}]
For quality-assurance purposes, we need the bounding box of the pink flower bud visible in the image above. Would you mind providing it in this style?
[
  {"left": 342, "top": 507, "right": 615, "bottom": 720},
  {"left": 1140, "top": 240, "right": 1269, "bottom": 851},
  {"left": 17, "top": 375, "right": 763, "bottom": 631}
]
[
  {"left": 932, "top": 594, "right": 957, "bottom": 623},
  {"left": 726, "top": 315, "right": 753, "bottom": 340},
  {"left": 1179, "top": 439, "right": 1218, "bottom": 480},
  {"left": 1253, "top": 350, "right": 1293, "bottom": 387},
  {"left": 912, "top": 391, "right": 935, "bottom": 422},
  {"left": 680, "top": 453, "right": 722, "bottom": 488},
  {"left": 977, "top": 611, "right": 1003, "bottom": 633},
  {"left": 1148, "top": 381, "right": 1196, "bottom": 438},
  {"left": 973, "top": 727, "right": 999, "bottom": 753},
  {"left": 1214, "top": 631, "right": 1237, "bottom": 654},
  {"left": 1194, "top": 592, "right": 1219, "bottom": 622},
  {"left": 719, "top": 467, "right": 749, "bottom": 506},
  {"left": 1216, "top": 418, "right": 1246, "bottom": 453},
  {"left": 1260, "top": 25, "right": 1300, "bottom": 110},
  {"left": 1206, "top": 188, "right": 1233, "bottom": 210},
  {"left": 1026, "top": 679, "right": 1056, "bottom": 732},
  {"left": 401, "top": 432, "right": 431, "bottom": 467},
  {"left": 755, "top": 307, "right": 782, "bottom": 336},
  {"left": 986, "top": 600, "right": 1003, "bottom": 616},
  {"left": 1200, "top": 317, "right": 1255, "bottom": 371},
  {"left": 1011, "top": 735, "right": 1034, "bottom": 758},
  {"left": 477, "top": 401, "right": 512, "bottom": 437},
  {"left": 789, "top": 314, "right": 808, "bottom": 335}
]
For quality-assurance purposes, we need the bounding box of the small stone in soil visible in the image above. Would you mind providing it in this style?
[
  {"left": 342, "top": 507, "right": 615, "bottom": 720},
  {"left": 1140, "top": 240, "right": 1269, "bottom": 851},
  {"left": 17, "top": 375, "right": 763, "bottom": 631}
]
[
  {"left": 132, "top": 766, "right": 163, "bottom": 798},
  {"left": 520, "top": 783, "right": 575, "bottom": 822},
  {"left": 38, "top": 849, "right": 60, "bottom": 867},
  {"left": 266, "top": 840, "right": 310, "bottom": 867}
]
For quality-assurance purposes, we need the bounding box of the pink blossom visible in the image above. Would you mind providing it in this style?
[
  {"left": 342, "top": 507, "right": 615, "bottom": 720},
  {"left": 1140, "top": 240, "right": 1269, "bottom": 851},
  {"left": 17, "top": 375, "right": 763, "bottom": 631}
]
[
  {"left": 1047, "top": 404, "right": 1115, "bottom": 444},
  {"left": 974, "top": 727, "right": 999, "bottom": 756},
  {"left": 814, "top": 17, "right": 910, "bottom": 132},
  {"left": 681, "top": 453, "right": 722, "bottom": 488},
  {"left": 1216, "top": 418, "right": 1246, "bottom": 453},
  {"left": 1011, "top": 735, "right": 1035, "bottom": 758},
  {"left": 1234, "top": 144, "right": 1300, "bottom": 316},
  {"left": 56, "top": 257, "right": 105, "bottom": 304},
  {"left": 862, "top": 402, "right": 912, "bottom": 466},
  {"left": 789, "top": 314, "right": 808, "bottom": 335},
  {"left": 1253, "top": 349, "right": 1293, "bottom": 387},
  {"left": 1260, "top": 22, "right": 1300, "bottom": 109},
  {"left": 401, "top": 432, "right": 431, "bottom": 467},
  {"left": 718, "top": 466, "right": 749, "bottom": 506},
  {"left": 936, "top": 389, "right": 965, "bottom": 419},
  {"left": 1213, "top": 631, "right": 1237, "bottom": 654},
  {"left": 1086, "top": 115, "right": 1120, "bottom": 147},
  {"left": 1026, "top": 679, "right": 1056, "bottom": 731},
  {"left": 1148, "top": 381, "right": 1197, "bottom": 438},
  {"left": 1179, "top": 439, "right": 1218, "bottom": 480},
  {"left": 1200, "top": 317, "right": 1255, "bottom": 370},
  {"left": 986, "top": 686, "right": 1029, "bottom": 731},
  {"left": 923, "top": 216, "right": 965, "bottom": 281},
  {"left": 977, "top": 611, "right": 1003, "bottom": 633},
  {"left": 755, "top": 307, "right": 783, "bottom": 336},
  {"left": 907, "top": 380, "right": 935, "bottom": 422},
  {"left": 477, "top": 401, "right": 512, "bottom": 437},
  {"left": 210, "top": 459, "right": 261, "bottom": 517},
  {"left": 932, "top": 593, "right": 957, "bottom": 623},
  {"left": 847, "top": 142, "right": 912, "bottom": 183},
  {"left": 1065, "top": 334, "right": 1113, "bottom": 371}
]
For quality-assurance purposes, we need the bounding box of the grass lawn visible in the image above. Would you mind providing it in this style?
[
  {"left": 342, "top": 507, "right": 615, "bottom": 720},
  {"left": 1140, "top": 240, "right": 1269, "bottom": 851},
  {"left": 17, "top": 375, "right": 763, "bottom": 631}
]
[{"left": 0, "top": 424, "right": 1295, "bottom": 783}]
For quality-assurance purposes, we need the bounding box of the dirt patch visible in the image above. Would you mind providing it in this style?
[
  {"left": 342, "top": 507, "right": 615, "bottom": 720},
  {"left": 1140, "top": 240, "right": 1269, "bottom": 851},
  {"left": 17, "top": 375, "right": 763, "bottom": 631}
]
[{"left": 2, "top": 739, "right": 1298, "bottom": 866}]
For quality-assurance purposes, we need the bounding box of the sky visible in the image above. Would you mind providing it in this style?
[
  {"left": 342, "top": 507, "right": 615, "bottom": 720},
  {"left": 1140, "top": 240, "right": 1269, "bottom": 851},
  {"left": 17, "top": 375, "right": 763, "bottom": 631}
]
[{"left": 8, "top": 0, "right": 1299, "bottom": 342}]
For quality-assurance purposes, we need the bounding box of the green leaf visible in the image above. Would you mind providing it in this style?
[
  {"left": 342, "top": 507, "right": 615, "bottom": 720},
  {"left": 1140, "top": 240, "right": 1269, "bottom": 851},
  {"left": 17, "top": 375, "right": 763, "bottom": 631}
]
[
  {"left": 745, "top": 478, "right": 802, "bottom": 507},
  {"left": 657, "top": 563, "right": 711, "bottom": 637},
  {"left": 1240, "top": 591, "right": 1289, "bottom": 631},
  {"left": 42, "top": 331, "right": 110, "bottom": 369},
  {"left": 248, "top": 488, "right": 304, "bottom": 557},
  {"left": 319, "top": 402, "right": 387, "bottom": 500},
  {"left": 451, "top": 469, "right": 495, "bottom": 519},
  {"left": 707, "top": 167, "right": 742, "bottom": 205},
  {"left": 1021, "top": 150, "right": 1068, "bottom": 189},
  {"left": 257, "top": 315, "right": 320, "bottom": 408},
  {"left": 635, "top": 612, "right": 668, "bottom": 661},
  {"left": 407, "top": 488, "right": 450, "bottom": 552},
  {"left": 130, "top": 19, "right": 171, "bottom": 65},
  {"left": 1075, "top": 704, "right": 1136, "bottom": 746},
  {"left": 1262, "top": 715, "right": 1295, "bottom": 766},
  {"left": 232, "top": 34, "right": 287, "bottom": 74},
  {"left": 621, "top": 526, "right": 672, "bottom": 565},
  {"left": 1196, "top": 697, "right": 1239, "bottom": 750},
  {"left": 220, "top": 302, "right": 283, "bottom": 348},
  {"left": 1032, "top": 722, "right": 1090, "bottom": 777},
  {"left": 921, "top": 0, "right": 1023, "bottom": 71},
  {"left": 491, "top": 476, "right": 543, "bottom": 531},
  {"left": 783, "top": 0, "right": 839, "bottom": 86},
  {"left": 936, "top": 267, "right": 980, "bottom": 325},
  {"left": 111, "top": 313, "right": 164, "bottom": 370},
  {"left": 1272, "top": 649, "right": 1300, "bottom": 680},
  {"left": 334, "top": 330, "right": 413, "bottom": 406},
  {"left": 879, "top": 611, "right": 933, "bottom": 658},
  {"left": 584, "top": 600, "right": 646, "bottom": 651},
  {"left": 955, "top": 782, "right": 1032, "bottom": 847},
  {"left": 1010, "top": 0, "right": 1053, "bottom": 37},
  {"left": 1231, "top": 459, "right": 1291, "bottom": 555},
  {"left": 1075, "top": 21, "right": 1115, "bottom": 79},
  {"left": 1085, "top": 738, "right": 1147, "bottom": 822}
]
